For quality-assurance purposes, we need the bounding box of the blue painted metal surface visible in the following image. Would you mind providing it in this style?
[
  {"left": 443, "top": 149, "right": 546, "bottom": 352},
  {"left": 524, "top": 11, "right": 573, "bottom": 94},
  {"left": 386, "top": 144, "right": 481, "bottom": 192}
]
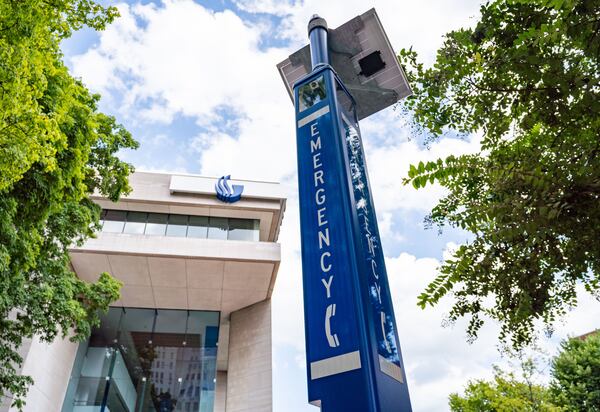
[
  {"left": 308, "top": 15, "right": 329, "bottom": 69},
  {"left": 215, "top": 175, "right": 243, "bottom": 203},
  {"left": 295, "top": 15, "right": 412, "bottom": 412}
]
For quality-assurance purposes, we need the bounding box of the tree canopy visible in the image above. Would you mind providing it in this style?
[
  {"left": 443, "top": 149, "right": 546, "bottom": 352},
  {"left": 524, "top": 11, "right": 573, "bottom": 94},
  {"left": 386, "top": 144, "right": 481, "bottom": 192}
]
[
  {"left": 449, "top": 363, "right": 559, "bottom": 412},
  {"left": 0, "top": 0, "right": 137, "bottom": 408},
  {"left": 550, "top": 333, "right": 600, "bottom": 410},
  {"left": 400, "top": 0, "right": 600, "bottom": 348},
  {"left": 450, "top": 333, "right": 600, "bottom": 411}
]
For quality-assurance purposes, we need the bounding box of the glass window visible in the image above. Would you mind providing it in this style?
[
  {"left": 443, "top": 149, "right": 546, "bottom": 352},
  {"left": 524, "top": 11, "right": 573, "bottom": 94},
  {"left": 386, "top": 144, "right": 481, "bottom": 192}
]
[
  {"left": 207, "top": 217, "right": 228, "bottom": 240},
  {"left": 62, "top": 308, "right": 219, "bottom": 412},
  {"left": 146, "top": 213, "right": 167, "bottom": 236},
  {"left": 98, "top": 210, "right": 264, "bottom": 243},
  {"left": 123, "top": 211, "right": 147, "bottom": 234},
  {"left": 167, "top": 214, "right": 188, "bottom": 237},
  {"left": 188, "top": 215, "right": 208, "bottom": 238},
  {"left": 228, "top": 218, "right": 260, "bottom": 241},
  {"left": 102, "top": 210, "right": 126, "bottom": 233}
]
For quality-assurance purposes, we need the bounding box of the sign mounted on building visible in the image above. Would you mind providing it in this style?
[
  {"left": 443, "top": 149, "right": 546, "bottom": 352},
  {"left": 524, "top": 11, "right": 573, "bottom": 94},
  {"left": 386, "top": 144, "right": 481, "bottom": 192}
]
[
  {"left": 215, "top": 175, "right": 244, "bottom": 203},
  {"left": 279, "top": 9, "right": 413, "bottom": 412}
]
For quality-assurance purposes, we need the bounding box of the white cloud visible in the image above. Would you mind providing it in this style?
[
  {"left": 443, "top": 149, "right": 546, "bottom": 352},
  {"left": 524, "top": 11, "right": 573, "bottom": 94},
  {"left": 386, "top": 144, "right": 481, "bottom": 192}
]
[
  {"left": 243, "top": 0, "right": 482, "bottom": 63},
  {"left": 271, "top": 189, "right": 306, "bottom": 349},
  {"left": 71, "top": 0, "right": 299, "bottom": 181},
  {"left": 361, "top": 111, "right": 482, "bottom": 214},
  {"left": 555, "top": 285, "right": 600, "bottom": 340},
  {"left": 233, "top": 0, "right": 296, "bottom": 16},
  {"left": 385, "top": 249, "right": 500, "bottom": 410}
]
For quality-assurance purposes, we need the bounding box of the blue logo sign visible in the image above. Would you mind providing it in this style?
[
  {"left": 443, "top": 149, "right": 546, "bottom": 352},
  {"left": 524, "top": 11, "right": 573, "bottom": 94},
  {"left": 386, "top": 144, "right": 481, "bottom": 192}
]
[
  {"left": 215, "top": 175, "right": 243, "bottom": 203},
  {"left": 295, "top": 67, "right": 411, "bottom": 411}
]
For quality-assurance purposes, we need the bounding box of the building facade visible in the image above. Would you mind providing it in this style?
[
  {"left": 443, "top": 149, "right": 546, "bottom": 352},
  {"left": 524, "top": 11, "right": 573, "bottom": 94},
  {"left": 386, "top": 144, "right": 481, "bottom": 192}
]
[{"left": 3, "top": 172, "right": 286, "bottom": 412}]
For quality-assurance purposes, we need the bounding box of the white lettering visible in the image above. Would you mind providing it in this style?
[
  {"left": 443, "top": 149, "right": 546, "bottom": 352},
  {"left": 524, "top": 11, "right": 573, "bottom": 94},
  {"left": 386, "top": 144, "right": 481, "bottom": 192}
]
[
  {"left": 318, "top": 228, "right": 330, "bottom": 250},
  {"left": 371, "top": 260, "right": 379, "bottom": 279},
  {"left": 367, "top": 234, "right": 376, "bottom": 256},
  {"left": 310, "top": 135, "right": 322, "bottom": 152},
  {"left": 321, "top": 275, "right": 334, "bottom": 298},
  {"left": 314, "top": 170, "right": 324, "bottom": 187},
  {"left": 315, "top": 188, "right": 325, "bottom": 205},
  {"left": 313, "top": 152, "right": 322, "bottom": 169},
  {"left": 308, "top": 119, "right": 338, "bottom": 344},
  {"left": 317, "top": 207, "right": 328, "bottom": 226},
  {"left": 375, "top": 283, "right": 382, "bottom": 304},
  {"left": 325, "top": 304, "right": 340, "bottom": 348},
  {"left": 311, "top": 123, "right": 319, "bottom": 137},
  {"left": 320, "top": 252, "right": 332, "bottom": 272}
]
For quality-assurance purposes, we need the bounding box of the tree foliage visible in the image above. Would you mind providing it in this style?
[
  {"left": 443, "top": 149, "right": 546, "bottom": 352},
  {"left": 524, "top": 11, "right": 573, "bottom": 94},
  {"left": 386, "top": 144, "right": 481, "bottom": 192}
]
[
  {"left": 449, "top": 363, "right": 559, "bottom": 412},
  {"left": 450, "top": 334, "right": 600, "bottom": 411},
  {"left": 400, "top": 0, "right": 600, "bottom": 347},
  {"left": 0, "top": 0, "right": 137, "bottom": 408},
  {"left": 550, "top": 333, "right": 600, "bottom": 410}
]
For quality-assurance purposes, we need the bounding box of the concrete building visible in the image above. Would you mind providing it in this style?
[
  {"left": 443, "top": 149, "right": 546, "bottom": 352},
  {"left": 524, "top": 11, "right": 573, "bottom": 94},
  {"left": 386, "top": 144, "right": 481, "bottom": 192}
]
[{"left": 3, "top": 172, "right": 286, "bottom": 412}]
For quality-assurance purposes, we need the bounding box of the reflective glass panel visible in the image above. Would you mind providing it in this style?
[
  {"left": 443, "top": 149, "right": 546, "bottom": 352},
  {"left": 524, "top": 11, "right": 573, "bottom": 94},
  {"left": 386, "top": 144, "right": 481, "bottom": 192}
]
[
  {"left": 100, "top": 210, "right": 264, "bottom": 244},
  {"left": 228, "top": 219, "right": 259, "bottom": 241},
  {"left": 146, "top": 213, "right": 168, "bottom": 236},
  {"left": 207, "top": 217, "right": 227, "bottom": 240},
  {"left": 102, "top": 210, "right": 127, "bottom": 233},
  {"left": 62, "top": 308, "right": 219, "bottom": 412},
  {"left": 124, "top": 212, "right": 147, "bottom": 234},
  {"left": 167, "top": 215, "right": 188, "bottom": 237},
  {"left": 187, "top": 216, "right": 208, "bottom": 239}
]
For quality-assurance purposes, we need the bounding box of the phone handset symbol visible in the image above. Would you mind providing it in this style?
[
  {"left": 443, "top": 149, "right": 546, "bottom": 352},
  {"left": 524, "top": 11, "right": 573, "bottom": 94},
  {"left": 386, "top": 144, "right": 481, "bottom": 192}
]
[
  {"left": 380, "top": 312, "right": 392, "bottom": 353},
  {"left": 325, "top": 304, "right": 340, "bottom": 348}
]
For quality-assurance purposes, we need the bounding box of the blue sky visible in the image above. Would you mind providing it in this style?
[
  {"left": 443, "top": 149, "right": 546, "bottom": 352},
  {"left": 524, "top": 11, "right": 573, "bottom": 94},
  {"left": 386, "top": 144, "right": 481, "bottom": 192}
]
[{"left": 61, "top": 1, "right": 600, "bottom": 410}]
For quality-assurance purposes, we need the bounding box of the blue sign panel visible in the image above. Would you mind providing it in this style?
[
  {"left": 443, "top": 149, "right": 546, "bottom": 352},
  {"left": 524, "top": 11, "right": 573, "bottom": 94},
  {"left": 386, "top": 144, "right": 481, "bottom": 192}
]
[
  {"left": 215, "top": 175, "right": 243, "bottom": 203},
  {"left": 296, "top": 70, "right": 371, "bottom": 411},
  {"left": 295, "top": 66, "right": 411, "bottom": 411}
]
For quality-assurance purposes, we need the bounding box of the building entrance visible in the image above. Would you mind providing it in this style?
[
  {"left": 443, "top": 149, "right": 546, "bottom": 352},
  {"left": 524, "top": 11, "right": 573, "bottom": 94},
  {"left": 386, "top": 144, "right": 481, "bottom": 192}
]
[{"left": 61, "top": 307, "right": 219, "bottom": 412}]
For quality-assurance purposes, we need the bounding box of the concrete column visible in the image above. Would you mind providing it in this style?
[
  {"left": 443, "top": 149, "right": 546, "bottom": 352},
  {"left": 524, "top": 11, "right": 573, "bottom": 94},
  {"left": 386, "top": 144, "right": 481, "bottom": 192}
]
[
  {"left": 226, "top": 300, "right": 272, "bottom": 412},
  {"left": 7, "top": 336, "right": 78, "bottom": 412},
  {"left": 214, "top": 371, "right": 228, "bottom": 412}
]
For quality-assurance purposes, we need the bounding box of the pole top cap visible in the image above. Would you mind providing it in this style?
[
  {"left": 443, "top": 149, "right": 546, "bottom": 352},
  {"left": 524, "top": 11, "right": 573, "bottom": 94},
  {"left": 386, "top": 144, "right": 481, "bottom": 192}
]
[{"left": 308, "top": 14, "right": 327, "bottom": 35}]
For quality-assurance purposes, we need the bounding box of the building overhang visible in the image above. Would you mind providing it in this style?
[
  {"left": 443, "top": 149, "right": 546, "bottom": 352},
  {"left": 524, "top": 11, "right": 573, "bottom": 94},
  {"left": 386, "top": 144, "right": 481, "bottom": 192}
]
[
  {"left": 70, "top": 232, "right": 280, "bottom": 316},
  {"left": 70, "top": 232, "right": 281, "bottom": 372}
]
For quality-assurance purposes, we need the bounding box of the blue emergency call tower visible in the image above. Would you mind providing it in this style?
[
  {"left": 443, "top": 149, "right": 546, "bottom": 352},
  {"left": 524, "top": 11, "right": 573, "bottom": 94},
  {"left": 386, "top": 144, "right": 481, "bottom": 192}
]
[{"left": 277, "top": 9, "right": 413, "bottom": 412}]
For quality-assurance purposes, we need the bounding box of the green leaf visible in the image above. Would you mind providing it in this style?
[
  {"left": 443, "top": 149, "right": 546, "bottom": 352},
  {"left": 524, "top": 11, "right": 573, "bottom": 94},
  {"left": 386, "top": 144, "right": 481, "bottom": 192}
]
[{"left": 408, "top": 164, "right": 418, "bottom": 178}]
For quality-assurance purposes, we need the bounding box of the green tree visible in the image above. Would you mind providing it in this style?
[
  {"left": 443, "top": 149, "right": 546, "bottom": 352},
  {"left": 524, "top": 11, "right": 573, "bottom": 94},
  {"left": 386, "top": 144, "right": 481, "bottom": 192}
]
[
  {"left": 0, "top": 0, "right": 138, "bottom": 408},
  {"left": 449, "top": 362, "right": 559, "bottom": 411},
  {"left": 550, "top": 333, "right": 600, "bottom": 410},
  {"left": 400, "top": 0, "right": 600, "bottom": 347}
]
